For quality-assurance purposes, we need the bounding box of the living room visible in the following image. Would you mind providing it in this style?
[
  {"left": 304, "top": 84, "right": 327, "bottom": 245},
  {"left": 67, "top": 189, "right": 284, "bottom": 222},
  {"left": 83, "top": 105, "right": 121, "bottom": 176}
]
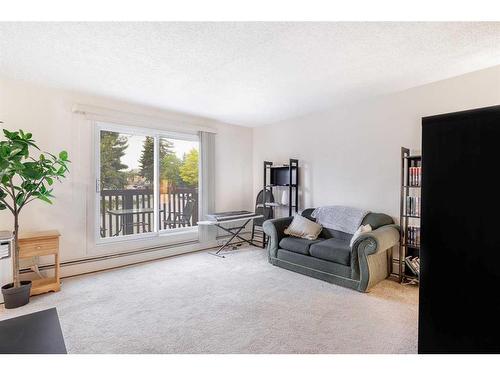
[{"left": 1, "top": 1, "right": 500, "bottom": 372}]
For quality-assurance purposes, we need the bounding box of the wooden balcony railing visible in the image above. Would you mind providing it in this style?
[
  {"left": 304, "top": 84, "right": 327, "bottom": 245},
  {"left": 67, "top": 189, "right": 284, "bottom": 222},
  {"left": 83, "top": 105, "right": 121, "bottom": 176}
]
[{"left": 100, "top": 187, "right": 198, "bottom": 238}]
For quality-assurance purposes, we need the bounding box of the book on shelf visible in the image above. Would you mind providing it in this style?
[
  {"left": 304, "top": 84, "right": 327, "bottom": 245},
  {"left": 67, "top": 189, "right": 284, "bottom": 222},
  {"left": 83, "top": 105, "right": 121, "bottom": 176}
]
[
  {"left": 409, "top": 159, "right": 422, "bottom": 187},
  {"left": 405, "top": 196, "right": 421, "bottom": 217},
  {"left": 405, "top": 256, "right": 420, "bottom": 276},
  {"left": 406, "top": 226, "right": 421, "bottom": 247}
]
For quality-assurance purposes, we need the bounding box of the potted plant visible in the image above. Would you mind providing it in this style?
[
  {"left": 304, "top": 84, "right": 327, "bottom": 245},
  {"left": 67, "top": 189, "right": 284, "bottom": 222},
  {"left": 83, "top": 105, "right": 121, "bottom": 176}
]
[{"left": 0, "top": 127, "right": 69, "bottom": 309}]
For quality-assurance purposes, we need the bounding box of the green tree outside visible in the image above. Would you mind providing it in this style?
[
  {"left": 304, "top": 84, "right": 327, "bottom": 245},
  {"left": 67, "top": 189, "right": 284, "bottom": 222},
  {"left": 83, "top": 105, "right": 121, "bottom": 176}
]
[
  {"left": 139, "top": 138, "right": 199, "bottom": 189},
  {"left": 161, "top": 153, "right": 182, "bottom": 186},
  {"left": 179, "top": 148, "right": 199, "bottom": 187},
  {"left": 100, "top": 131, "right": 128, "bottom": 189},
  {"left": 139, "top": 137, "right": 174, "bottom": 184}
]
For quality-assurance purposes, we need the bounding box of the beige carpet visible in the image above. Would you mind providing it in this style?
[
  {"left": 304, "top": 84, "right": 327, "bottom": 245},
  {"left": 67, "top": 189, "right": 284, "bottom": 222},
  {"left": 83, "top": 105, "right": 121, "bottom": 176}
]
[{"left": 0, "top": 246, "right": 418, "bottom": 353}]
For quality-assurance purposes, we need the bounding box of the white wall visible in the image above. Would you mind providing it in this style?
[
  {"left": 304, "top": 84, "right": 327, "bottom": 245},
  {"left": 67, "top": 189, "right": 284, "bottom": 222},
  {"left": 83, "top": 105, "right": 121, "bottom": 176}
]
[
  {"left": 253, "top": 65, "right": 500, "bottom": 221},
  {"left": 0, "top": 78, "right": 254, "bottom": 269},
  {"left": 2, "top": 63, "right": 499, "bottom": 280}
]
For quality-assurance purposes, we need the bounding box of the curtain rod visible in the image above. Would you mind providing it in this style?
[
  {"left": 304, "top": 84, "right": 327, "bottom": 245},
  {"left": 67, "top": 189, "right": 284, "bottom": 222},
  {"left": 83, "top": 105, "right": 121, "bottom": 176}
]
[{"left": 72, "top": 104, "right": 218, "bottom": 134}]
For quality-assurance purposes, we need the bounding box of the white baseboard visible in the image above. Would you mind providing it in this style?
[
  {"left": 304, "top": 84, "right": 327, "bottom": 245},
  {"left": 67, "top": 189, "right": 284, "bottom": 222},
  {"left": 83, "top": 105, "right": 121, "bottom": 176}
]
[
  {"left": 58, "top": 240, "right": 208, "bottom": 278},
  {"left": 24, "top": 231, "right": 254, "bottom": 279}
]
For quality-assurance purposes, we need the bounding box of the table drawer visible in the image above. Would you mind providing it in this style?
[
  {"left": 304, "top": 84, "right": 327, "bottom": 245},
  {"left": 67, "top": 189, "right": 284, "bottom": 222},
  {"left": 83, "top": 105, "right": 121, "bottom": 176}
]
[{"left": 19, "top": 238, "right": 59, "bottom": 258}]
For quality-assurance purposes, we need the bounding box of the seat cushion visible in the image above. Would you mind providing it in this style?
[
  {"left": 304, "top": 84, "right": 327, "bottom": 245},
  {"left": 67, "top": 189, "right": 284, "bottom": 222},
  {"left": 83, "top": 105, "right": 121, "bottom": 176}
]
[
  {"left": 279, "top": 237, "right": 323, "bottom": 255},
  {"left": 276, "top": 249, "right": 352, "bottom": 279},
  {"left": 309, "top": 238, "right": 352, "bottom": 266}
]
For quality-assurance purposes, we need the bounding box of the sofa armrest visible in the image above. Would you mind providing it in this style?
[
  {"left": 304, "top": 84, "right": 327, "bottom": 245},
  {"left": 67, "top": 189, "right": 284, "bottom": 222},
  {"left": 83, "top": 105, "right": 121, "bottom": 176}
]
[
  {"left": 263, "top": 217, "right": 294, "bottom": 259},
  {"left": 353, "top": 224, "right": 400, "bottom": 292},
  {"left": 354, "top": 224, "right": 400, "bottom": 256}
]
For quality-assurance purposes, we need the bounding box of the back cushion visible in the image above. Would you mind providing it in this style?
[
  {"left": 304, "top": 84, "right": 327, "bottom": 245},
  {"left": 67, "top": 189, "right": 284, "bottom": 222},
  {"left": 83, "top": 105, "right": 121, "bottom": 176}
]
[
  {"left": 301, "top": 208, "right": 393, "bottom": 238},
  {"left": 284, "top": 214, "right": 323, "bottom": 240},
  {"left": 322, "top": 227, "right": 353, "bottom": 241},
  {"left": 301, "top": 208, "right": 316, "bottom": 221},
  {"left": 300, "top": 208, "right": 352, "bottom": 241},
  {"left": 361, "top": 212, "right": 394, "bottom": 229}
]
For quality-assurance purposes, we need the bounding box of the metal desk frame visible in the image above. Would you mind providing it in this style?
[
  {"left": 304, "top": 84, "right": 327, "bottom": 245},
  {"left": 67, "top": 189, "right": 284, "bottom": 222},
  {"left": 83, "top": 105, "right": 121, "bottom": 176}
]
[{"left": 198, "top": 214, "right": 263, "bottom": 258}]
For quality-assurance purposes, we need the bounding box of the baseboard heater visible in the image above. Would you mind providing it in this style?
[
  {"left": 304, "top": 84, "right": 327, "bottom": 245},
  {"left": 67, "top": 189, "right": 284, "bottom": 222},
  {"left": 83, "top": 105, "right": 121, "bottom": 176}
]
[{"left": 20, "top": 232, "right": 252, "bottom": 275}]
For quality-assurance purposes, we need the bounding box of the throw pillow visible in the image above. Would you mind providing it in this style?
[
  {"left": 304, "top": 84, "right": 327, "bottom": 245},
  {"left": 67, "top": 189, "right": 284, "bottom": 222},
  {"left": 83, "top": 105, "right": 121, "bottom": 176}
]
[
  {"left": 284, "top": 215, "right": 323, "bottom": 240},
  {"left": 350, "top": 224, "right": 373, "bottom": 247}
]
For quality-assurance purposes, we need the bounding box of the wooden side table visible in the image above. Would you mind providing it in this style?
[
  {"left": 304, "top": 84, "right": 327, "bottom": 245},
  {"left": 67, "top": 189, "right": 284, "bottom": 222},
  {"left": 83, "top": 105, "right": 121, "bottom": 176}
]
[{"left": 18, "top": 230, "right": 61, "bottom": 296}]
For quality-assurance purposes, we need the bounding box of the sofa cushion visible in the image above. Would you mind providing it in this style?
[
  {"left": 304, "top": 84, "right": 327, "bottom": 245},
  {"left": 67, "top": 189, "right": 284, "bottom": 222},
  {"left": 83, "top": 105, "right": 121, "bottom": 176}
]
[
  {"left": 309, "top": 238, "right": 352, "bottom": 266},
  {"left": 284, "top": 214, "right": 322, "bottom": 240},
  {"left": 279, "top": 237, "right": 322, "bottom": 255},
  {"left": 276, "top": 249, "right": 352, "bottom": 279},
  {"left": 321, "top": 227, "right": 353, "bottom": 241},
  {"left": 362, "top": 212, "right": 393, "bottom": 230}
]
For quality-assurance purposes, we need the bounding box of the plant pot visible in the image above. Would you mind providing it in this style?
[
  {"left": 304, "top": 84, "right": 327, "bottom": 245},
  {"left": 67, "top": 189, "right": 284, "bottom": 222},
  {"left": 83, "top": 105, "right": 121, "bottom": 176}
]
[{"left": 1, "top": 281, "right": 32, "bottom": 309}]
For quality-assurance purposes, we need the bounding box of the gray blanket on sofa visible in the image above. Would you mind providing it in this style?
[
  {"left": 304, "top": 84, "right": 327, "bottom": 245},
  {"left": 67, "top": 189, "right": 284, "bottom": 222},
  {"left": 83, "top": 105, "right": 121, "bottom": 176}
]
[{"left": 311, "top": 205, "right": 370, "bottom": 234}]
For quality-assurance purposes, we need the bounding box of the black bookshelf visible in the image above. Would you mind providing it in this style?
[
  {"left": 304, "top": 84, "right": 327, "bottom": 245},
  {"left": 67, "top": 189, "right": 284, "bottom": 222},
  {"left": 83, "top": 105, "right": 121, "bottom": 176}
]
[
  {"left": 396, "top": 147, "right": 421, "bottom": 283},
  {"left": 263, "top": 159, "right": 299, "bottom": 217}
]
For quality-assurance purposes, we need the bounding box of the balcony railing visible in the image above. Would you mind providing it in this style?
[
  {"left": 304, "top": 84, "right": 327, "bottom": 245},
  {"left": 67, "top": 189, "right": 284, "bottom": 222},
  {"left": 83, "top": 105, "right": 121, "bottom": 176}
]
[{"left": 100, "top": 187, "right": 199, "bottom": 238}]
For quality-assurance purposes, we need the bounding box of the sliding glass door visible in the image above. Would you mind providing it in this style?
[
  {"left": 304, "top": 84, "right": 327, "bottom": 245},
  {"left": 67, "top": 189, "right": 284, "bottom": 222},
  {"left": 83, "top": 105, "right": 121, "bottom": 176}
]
[
  {"left": 158, "top": 136, "right": 199, "bottom": 231},
  {"left": 96, "top": 123, "right": 200, "bottom": 241}
]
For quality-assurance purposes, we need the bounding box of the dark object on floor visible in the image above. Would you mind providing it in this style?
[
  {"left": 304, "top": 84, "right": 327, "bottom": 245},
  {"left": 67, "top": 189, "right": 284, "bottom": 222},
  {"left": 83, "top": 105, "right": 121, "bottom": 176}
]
[
  {"left": 0, "top": 307, "right": 67, "bottom": 354},
  {"left": 1, "top": 281, "right": 32, "bottom": 309},
  {"left": 419, "top": 105, "right": 500, "bottom": 354},
  {"left": 251, "top": 189, "right": 275, "bottom": 248},
  {"left": 263, "top": 208, "right": 399, "bottom": 292}
]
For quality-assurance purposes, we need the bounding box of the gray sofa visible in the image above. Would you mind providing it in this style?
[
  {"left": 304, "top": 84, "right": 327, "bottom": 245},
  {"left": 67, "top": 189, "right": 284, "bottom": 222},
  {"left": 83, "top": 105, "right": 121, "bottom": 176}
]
[{"left": 262, "top": 208, "right": 399, "bottom": 292}]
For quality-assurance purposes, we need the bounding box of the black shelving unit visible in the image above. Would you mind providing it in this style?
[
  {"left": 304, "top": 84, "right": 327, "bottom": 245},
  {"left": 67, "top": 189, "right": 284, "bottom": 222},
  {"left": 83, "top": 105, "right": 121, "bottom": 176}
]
[
  {"left": 397, "top": 147, "right": 421, "bottom": 283},
  {"left": 263, "top": 159, "right": 299, "bottom": 217}
]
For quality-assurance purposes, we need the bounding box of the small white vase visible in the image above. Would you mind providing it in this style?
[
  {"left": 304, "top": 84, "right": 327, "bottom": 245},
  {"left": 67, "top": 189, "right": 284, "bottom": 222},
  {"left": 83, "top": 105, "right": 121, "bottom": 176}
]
[{"left": 281, "top": 190, "right": 289, "bottom": 206}]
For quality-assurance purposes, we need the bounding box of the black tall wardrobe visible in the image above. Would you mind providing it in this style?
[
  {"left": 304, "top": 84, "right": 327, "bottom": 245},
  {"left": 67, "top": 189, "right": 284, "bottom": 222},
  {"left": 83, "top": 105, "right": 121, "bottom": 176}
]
[{"left": 419, "top": 105, "right": 500, "bottom": 353}]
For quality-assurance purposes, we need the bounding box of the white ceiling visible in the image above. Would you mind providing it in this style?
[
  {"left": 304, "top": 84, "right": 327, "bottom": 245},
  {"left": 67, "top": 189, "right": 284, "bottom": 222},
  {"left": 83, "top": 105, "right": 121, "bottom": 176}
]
[{"left": 1, "top": 22, "right": 500, "bottom": 127}]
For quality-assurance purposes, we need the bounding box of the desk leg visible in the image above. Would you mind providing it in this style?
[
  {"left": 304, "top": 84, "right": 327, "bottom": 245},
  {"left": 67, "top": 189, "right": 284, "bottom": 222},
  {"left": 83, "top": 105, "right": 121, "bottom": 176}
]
[
  {"left": 209, "top": 219, "right": 260, "bottom": 258},
  {"left": 211, "top": 225, "right": 245, "bottom": 257},
  {"left": 55, "top": 252, "right": 60, "bottom": 288}
]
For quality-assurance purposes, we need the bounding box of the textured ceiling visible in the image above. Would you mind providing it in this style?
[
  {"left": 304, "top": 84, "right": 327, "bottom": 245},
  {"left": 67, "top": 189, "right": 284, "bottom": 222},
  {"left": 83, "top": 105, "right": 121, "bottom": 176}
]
[{"left": 1, "top": 22, "right": 500, "bottom": 126}]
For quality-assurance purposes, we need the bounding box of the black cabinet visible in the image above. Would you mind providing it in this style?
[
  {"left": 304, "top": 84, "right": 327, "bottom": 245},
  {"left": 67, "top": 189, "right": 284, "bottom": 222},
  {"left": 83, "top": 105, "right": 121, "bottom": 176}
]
[{"left": 419, "top": 105, "right": 500, "bottom": 353}]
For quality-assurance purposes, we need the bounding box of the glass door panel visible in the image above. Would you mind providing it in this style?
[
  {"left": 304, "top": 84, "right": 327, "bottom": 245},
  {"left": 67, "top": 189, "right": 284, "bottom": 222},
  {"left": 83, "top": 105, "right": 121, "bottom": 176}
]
[
  {"left": 158, "top": 136, "right": 199, "bottom": 231},
  {"left": 99, "top": 130, "right": 155, "bottom": 238}
]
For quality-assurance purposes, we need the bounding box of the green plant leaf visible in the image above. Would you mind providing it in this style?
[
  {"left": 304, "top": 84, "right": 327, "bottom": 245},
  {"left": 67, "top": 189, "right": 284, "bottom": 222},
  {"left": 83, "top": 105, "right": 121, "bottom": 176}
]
[
  {"left": 37, "top": 195, "right": 52, "bottom": 204},
  {"left": 1, "top": 128, "right": 69, "bottom": 210},
  {"left": 15, "top": 192, "right": 25, "bottom": 206},
  {"left": 1, "top": 144, "right": 11, "bottom": 157}
]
